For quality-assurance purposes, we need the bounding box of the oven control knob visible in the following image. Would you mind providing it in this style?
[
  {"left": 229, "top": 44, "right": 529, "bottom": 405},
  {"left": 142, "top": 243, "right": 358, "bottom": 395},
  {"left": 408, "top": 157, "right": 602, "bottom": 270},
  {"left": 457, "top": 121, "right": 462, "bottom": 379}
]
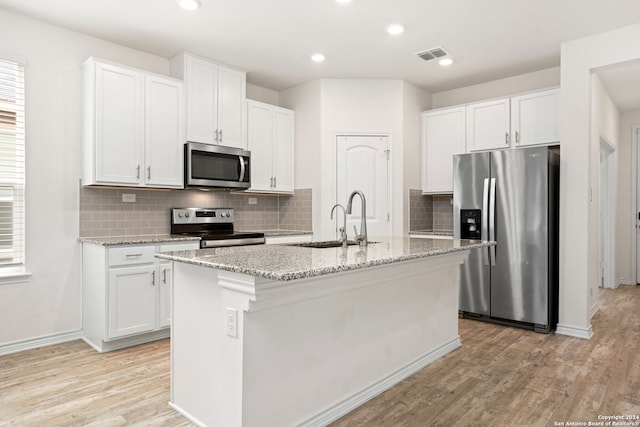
[
  {"left": 185, "top": 212, "right": 190, "bottom": 218},
  {"left": 178, "top": 213, "right": 183, "bottom": 218}
]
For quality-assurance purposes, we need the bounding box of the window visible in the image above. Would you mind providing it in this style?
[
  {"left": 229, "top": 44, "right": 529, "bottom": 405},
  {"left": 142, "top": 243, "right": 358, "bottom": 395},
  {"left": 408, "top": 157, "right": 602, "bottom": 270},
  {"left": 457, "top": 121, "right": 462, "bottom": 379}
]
[{"left": 0, "top": 58, "right": 25, "bottom": 275}]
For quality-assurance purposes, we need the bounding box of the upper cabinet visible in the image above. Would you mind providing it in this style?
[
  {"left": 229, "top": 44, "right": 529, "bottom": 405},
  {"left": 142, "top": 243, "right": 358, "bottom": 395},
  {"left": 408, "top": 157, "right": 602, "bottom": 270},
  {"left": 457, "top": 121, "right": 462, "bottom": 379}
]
[
  {"left": 246, "top": 100, "right": 294, "bottom": 194},
  {"left": 170, "top": 53, "right": 247, "bottom": 149},
  {"left": 510, "top": 88, "right": 560, "bottom": 148},
  {"left": 466, "top": 88, "right": 560, "bottom": 152},
  {"left": 421, "top": 107, "right": 466, "bottom": 194},
  {"left": 466, "top": 98, "right": 511, "bottom": 151},
  {"left": 83, "top": 58, "right": 184, "bottom": 189},
  {"left": 421, "top": 88, "right": 559, "bottom": 194}
]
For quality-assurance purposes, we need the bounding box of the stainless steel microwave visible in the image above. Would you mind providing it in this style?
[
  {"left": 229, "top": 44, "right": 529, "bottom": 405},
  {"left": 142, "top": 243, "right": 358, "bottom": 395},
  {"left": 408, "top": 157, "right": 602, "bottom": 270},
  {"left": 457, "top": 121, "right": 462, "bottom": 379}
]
[{"left": 184, "top": 142, "right": 251, "bottom": 190}]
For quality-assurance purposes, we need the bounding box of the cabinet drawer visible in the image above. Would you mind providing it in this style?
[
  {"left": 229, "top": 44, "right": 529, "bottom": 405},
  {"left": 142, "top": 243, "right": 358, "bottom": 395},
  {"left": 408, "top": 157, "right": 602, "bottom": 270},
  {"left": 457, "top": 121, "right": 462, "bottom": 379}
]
[{"left": 108, "top": 245, "right": 156, "bottom": 267}]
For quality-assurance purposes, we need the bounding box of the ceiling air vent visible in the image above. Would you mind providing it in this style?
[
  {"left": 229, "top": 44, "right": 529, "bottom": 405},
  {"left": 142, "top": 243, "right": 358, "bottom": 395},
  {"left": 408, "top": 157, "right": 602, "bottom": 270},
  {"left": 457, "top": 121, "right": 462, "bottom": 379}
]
[{"left": 416, "top": 47, "right": 449, "bottom": 62}]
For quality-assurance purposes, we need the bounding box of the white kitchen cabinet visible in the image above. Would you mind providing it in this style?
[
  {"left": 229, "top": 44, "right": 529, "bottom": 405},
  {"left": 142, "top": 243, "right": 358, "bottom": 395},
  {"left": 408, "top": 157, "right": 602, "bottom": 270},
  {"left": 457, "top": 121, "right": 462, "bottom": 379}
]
[
  {"left": 466, "top": 88, "right": 560, "bottom": 152},
  {"left": 170, "top": 52, "right": 246, "bottom": 149},
  {"left": 83, "top": 57, "right": 184, "bottom": 189},
  {"left": 82, "top": 240, "right": 199, "bottom": 352},
  {"left": 510, "top": 88, "right": 560, "bottom": 147},
  {"left": 158, "top": 261, "right": 172, "bottom": 328},
  {"left": 107, "top": 264, "right": 156, "bottom": 339},
  {"left": 246, "top": 100, "right": 294, "bottom": 194},
  {"left": 466, "top": 98, "right": 511, "bottom": 151},
  {"left": 421, "top": 107, "right": 466, "bottom": 194},
  {"left": 265, "top": 234, "right": 312, "bottom": 245}
]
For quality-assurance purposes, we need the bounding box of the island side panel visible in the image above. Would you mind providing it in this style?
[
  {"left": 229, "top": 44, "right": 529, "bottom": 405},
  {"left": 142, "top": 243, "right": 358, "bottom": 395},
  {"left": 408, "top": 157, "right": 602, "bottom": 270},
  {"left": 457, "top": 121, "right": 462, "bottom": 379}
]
[
  {"left": 241, "top": 255, "right": 465, "bottom": 426},
  {"left": 170, "top": 262, "right": 241, "bottom": 427}
]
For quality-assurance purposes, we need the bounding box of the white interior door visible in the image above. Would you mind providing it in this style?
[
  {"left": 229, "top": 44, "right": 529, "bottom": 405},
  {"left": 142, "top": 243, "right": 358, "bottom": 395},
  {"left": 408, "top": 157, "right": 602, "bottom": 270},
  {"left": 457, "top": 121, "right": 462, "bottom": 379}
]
[{"left": 336, "top": 135, "right": 390, "bottom": 239}]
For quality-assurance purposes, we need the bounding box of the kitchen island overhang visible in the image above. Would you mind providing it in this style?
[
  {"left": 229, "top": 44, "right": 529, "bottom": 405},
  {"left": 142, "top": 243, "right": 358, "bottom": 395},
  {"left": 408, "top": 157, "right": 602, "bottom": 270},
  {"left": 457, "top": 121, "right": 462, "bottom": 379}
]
[{"left": 157, "top": 237, "right": 493, "bottom": 427}]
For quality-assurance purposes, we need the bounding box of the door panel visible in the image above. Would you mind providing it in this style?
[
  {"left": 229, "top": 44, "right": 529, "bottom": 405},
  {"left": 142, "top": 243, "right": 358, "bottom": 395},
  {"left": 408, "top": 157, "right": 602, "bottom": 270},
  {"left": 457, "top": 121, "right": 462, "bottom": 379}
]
[
  {"left": 453, "top": 152, "right": 490, "bottom": 315},
  {"left": 336, "top": 135, "right": 390, "bottom": 238},
  {"left": 490, "top": 148, "right": 549, "bottom": 324}
]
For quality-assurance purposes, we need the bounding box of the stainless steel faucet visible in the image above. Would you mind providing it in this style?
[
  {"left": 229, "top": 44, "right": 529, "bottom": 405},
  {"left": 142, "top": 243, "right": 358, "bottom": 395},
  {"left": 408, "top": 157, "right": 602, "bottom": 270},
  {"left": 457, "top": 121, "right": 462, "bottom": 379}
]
[
  {"left": 330, "top": 203, "right": 348, "bottom": 249},
  {"left": 346, "top": 190, "right": 368, "bottom": 247}
]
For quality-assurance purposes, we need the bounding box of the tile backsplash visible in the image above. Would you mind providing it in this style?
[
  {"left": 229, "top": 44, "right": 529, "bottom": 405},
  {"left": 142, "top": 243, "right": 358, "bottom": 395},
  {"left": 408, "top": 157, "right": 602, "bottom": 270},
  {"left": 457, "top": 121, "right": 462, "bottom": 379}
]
[
  {"left": 79, "top": 186, "right": 312, "bottom": 238},
  {"left": 409, "top": 189, "right": 453, "bottom": 232}
]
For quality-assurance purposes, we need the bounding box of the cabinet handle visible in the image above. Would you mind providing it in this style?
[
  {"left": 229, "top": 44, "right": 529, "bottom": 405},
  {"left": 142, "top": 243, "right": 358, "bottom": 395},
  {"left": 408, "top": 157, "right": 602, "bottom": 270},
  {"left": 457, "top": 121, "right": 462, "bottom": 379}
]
[
  {"left": 152, "top": 270, "right": 155, "bottom": 286},
  {"left": 215, "top": 129, "right": 219, "bottom": 143},
  {"left": 274, "top": 176, "right": 277, "bottom": 187},
  {"left": 162, "top": 268, "right": 167, "bottom": 284},
  {"left": 505, "top": 132, "right": 510, "bottom": 145},
  {"left": 136, "top": 165, "right": 140, "bottom": 180},
  {"left": 219, "top": 129, "right": 223, "bottom": 143},
  {"left": 125, "top": 253, "right": 143, "bottom": 257},
  {"left": 516, "top": 131, "right": 520, "bottom": 144}
]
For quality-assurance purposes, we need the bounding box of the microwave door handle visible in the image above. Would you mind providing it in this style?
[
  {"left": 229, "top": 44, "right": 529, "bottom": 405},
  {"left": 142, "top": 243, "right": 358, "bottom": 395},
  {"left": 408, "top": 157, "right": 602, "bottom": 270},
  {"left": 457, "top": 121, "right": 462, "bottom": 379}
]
[{"left": 239, "top": 156, "right": 246, "bottom": 182}]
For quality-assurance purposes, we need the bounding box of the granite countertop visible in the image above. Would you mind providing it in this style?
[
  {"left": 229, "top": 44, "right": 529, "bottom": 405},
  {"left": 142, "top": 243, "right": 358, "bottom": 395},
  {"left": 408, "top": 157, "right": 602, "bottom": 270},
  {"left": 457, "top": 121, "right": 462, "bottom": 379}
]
[
  {"left": 79, "top": 235, "right": 201, "bottom": 246},
  {"left": 409, "top": 230, "right": 453, "bottom": 237},
  {"left": 157, "top": 236, "right": 494, "bottom": 281}
]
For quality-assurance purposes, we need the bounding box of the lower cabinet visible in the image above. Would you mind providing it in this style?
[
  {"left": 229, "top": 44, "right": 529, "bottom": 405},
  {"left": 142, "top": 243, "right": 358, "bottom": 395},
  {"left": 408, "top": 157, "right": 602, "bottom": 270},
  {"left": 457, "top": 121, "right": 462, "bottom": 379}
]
[{"left": 82, "top": 241, "right": 199, "bottom": 352}]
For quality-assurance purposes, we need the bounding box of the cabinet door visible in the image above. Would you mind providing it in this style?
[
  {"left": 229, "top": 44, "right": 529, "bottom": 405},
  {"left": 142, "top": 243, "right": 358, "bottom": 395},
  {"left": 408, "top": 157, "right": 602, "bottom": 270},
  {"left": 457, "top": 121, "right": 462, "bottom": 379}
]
[
  {"left": 246, "top": 100, "right": 274, "bottom": 192},
  {"left": 186, "top": 56, "right": 218, "bottom": 144},
  {"left": 272, "top": 107, "right": 294, "bottom": 193},
  {"left": 145, "top": 75, "right": 184, "bottom": 188},
  {"left": 158, "top": 262, "right": 172, "bottom": 328},
  {"left": 217, "top": 65, "right": 246, "bottom": 148},
  {"left": 421, "top": 107, "right": 466, "bottom": 194},
  {"left": 95, "top": 62, "right": 143, "bottom": 184},
  {"left": 108, "top": 265, "right": 156, "bottom": 339},
  {"left": 466, "top": 98, "right": 510, "bottom": 151},
  {"left": 511, "top": 89, "right": 559, "bottom": 147}
]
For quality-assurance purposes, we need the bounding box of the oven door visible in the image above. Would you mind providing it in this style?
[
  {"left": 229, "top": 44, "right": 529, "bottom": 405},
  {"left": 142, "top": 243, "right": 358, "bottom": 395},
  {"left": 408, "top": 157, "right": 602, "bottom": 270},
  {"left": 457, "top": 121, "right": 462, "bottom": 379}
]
[{"left": 185, "top": 142, "right": 251, "bottom": 189}]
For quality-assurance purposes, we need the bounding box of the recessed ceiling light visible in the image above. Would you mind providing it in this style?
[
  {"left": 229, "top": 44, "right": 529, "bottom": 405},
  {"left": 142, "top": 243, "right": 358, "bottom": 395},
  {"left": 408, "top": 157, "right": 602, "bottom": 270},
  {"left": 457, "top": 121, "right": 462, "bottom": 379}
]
[
  {"left": 311, "top": 53, "right": 326, "bottom": 63},
  {"left": 386, "top": 24, "right": 405, "bottom": 35},
  {"left": 439, "top": 58, "right": 454, "bottom": 66},
  {"left": 336, "top": 0, "right": 352, "bottom": 3},
  {"left": 177, "top": 0, "right": 201, "bottom": 11}
]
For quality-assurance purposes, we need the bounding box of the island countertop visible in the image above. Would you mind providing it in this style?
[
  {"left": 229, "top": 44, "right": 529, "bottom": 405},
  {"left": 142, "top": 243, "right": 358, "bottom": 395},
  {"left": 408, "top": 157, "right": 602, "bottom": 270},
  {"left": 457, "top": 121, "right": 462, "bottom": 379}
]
[{"left": 156, "top": 236, "right": 494, "bottom": 281}]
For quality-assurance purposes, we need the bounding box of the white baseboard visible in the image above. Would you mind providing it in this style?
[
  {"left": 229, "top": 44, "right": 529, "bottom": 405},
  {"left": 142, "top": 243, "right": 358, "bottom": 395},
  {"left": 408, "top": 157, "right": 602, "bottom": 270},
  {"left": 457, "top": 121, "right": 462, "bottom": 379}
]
[
  {"left": 169, "top": 402, "right": 207, "bottom": 427},
  {"left": 556, "top": 324, "right": 594, "bottom": 339},
  {"left": 299, "top": 336, "right": 463, "bottom": 427},
  {"left": 617, "top": 277, "right": 636, "bottom": 286},
  {"left": 0, "top": 330, "right": 82, "bottom": 356}
]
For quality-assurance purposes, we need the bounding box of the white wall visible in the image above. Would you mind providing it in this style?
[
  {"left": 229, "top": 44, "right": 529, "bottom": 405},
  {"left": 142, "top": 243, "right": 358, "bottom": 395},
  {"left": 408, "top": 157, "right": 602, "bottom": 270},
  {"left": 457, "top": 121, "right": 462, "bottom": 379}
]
[
  {"left": 0, "top": 9, "right": 174, "bottom": 348},
  {"left": 589, "top": 74, "right": 620, "bottom": 310},
  {"left": 279, "top": 80, "right": 323, "bottom": 238},
  {"left": 402, "top": 81, "right": 431, "bottom": 234},
  {"left": 431, "top": 67, "right": 560, "bottom": 108},
  {"left": 558, "top": 22, "right": 640, "bottom": 339},
  {"left": 246, "top": 83, "right": 279, "bottom": 105},
  {"left": 618, "top": 110, "right": 640, "bottom": 285}
]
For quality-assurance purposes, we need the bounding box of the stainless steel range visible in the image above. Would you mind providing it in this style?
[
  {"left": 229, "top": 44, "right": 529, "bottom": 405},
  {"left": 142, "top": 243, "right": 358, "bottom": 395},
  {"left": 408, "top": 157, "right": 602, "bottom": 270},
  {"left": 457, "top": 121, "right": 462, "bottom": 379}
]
[{"left": 171, "top": 208, "right": 265, "bottom": 248}]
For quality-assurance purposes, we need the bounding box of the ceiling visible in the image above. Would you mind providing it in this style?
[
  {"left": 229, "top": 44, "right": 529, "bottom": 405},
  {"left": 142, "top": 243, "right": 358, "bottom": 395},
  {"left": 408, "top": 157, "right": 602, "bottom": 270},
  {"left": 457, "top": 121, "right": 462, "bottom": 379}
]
[{"left": 1, "top": 0, "right": 640, "bottom": 96}]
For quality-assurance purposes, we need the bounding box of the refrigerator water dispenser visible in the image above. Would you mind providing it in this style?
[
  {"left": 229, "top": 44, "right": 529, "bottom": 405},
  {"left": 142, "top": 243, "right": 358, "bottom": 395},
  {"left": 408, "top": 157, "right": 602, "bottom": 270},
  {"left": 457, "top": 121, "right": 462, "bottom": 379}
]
[{"left": 460, "top": 209, "right": 481, "bottom": 240}]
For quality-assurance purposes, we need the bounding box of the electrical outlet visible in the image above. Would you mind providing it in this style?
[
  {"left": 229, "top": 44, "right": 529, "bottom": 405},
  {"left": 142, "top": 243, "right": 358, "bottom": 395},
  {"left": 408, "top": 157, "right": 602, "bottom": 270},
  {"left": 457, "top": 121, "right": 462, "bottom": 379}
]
[
  {"left": 248, "top": 197, "right": 257, "bottom": 205},
  {"left": 122, "top": 193, "right": 136, "bottom": 203},
  {"left": 226, "top": 308, "right": 238, "bottom": 338}
]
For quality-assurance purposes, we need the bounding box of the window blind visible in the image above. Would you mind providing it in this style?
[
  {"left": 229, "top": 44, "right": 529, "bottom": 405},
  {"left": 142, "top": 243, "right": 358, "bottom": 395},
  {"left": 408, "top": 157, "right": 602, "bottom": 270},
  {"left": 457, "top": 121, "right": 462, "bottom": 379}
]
[{"left": 0, "top": 59, "right": 25, "bottom": 268}]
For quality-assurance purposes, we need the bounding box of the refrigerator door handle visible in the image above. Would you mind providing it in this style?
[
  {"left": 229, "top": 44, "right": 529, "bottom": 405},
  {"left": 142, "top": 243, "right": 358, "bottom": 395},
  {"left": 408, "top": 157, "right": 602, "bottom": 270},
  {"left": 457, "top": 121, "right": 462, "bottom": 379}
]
[
  {"left": 482, "top": 178, "right": 490, "bottom": 266},
  {"left": 489, "top": 178, "right": 497, "bottom": 266}
]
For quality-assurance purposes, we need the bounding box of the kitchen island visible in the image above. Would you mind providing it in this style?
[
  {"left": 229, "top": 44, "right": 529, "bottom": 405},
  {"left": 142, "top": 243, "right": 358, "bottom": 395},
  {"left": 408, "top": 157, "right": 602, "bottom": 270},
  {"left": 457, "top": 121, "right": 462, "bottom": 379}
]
[{"left": 157, "top": 237, "right": 493, "bottom": 427}]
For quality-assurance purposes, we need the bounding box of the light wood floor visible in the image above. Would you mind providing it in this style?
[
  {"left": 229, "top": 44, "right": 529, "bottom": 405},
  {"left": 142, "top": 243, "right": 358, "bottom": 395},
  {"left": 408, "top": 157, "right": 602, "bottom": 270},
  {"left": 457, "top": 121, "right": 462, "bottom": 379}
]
[{"left": 1, "top": 286, "right": 638, "bottom": 426}]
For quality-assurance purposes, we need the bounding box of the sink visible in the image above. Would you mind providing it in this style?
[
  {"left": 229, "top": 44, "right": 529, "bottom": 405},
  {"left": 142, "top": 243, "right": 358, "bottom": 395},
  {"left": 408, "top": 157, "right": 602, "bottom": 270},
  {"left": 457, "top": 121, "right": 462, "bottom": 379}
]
[
  {"left": 286, "top": 240, "right": 377, "bottom": 249},
  {"left": 287, "top": 240, "right": 359, "bottom": 249}
]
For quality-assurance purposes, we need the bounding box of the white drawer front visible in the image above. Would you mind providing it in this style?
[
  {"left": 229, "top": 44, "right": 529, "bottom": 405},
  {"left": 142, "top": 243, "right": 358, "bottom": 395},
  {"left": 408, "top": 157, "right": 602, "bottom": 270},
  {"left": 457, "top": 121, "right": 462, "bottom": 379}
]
[{"left": 108, "top": 245, "right": 156, "bottom": 267}]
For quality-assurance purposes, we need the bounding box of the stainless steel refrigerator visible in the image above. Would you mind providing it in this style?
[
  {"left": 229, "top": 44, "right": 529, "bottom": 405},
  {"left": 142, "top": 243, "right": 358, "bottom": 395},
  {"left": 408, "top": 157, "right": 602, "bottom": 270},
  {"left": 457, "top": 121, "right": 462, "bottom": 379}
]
[{"left": 453, "top": 146, "right": 559, "bottom": 333}]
